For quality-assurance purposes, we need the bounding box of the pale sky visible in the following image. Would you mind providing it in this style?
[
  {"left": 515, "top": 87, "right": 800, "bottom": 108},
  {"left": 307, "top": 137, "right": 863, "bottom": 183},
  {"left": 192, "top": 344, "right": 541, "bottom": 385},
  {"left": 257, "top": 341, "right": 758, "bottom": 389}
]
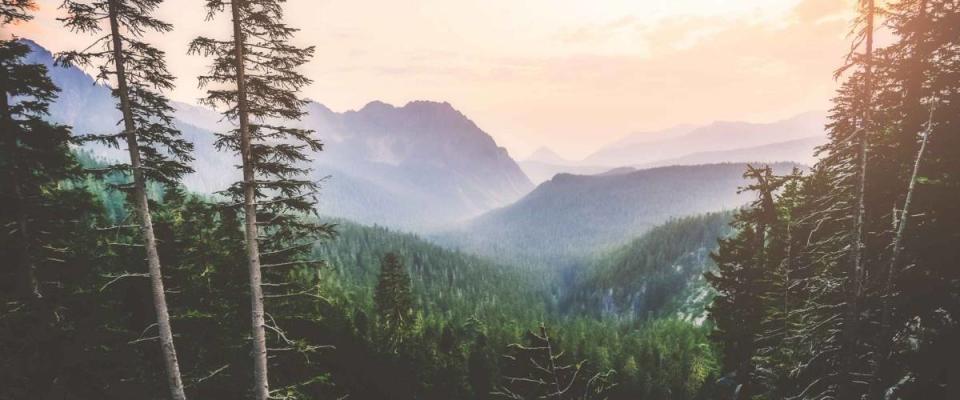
[{"left": 4, "top": 0, "right": 856, "bottom": 159}]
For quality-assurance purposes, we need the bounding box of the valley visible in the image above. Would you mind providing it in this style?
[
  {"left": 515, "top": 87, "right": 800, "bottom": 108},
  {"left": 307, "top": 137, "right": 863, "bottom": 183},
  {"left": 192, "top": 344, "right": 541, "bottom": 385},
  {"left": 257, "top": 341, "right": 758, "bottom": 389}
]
[{"left": 4, "top": 1, "right": 958, "bottom": 397}]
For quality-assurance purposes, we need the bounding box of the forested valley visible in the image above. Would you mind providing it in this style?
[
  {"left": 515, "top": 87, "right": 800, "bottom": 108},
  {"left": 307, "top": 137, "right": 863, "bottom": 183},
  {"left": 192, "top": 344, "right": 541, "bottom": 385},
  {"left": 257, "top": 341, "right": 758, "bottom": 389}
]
[{"left": 2, "top": 1, "right": 958, "bottom": 400}]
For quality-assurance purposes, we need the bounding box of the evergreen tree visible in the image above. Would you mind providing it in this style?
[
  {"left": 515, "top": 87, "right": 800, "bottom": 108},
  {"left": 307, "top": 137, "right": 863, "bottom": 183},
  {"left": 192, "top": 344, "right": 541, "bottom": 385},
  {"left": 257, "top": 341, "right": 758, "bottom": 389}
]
[
  {"left": 705, "top": 165, "right": 783, "bottom": 399},
  {"left": 190, "top": 0, "right": 331, "bottom": 397},
  {"left": 375, "top": 252, "right": 414, "bottom": 349},
  {"left": 58, "top": 1, "right": 193, "bottom": 397},
  {"left": 0, "top": 29, "right": 78, "bottom": 300},
  {"left": 1, "top": 3, "right": 100, "bottom": 396},
  {"left": 468, "top": 333, "right": 497, "bottom": 399},
  {"left": 837, "top": 2, "right": 876, "bottom": 399}
]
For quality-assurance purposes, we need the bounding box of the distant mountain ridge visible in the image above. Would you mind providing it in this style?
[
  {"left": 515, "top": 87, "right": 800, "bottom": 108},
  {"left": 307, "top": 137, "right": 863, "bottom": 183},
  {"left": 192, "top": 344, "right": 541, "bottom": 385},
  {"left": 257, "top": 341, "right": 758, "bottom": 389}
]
[
  {"left": 442, "top": 162, "right": 801, "bottom": 265},
  {"left": 518, "top": 113, "right": 825, "bottom": 183},
  {"left": 524, "top": 146, "right": 573, "bottom": 165},
  {"left": 23, "top": 39, "right": 532, "bottom": 231},
  {"left": 642, "top": 136, "right": 827, "bottom": 168},
  {"left": 584, "top": 111, "right": 827, "bottom": 167}
]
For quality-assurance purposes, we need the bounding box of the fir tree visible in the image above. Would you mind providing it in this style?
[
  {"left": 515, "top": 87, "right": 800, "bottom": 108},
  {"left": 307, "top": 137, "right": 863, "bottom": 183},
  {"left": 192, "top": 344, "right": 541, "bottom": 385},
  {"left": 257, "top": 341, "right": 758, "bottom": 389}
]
[
  {"left": 468, "top": 333, "right": 497, "bottom": 399},
  {"left": 189, "top": 0, "right": 332, "bottom": 397},
  {"left": 705, "top": 165, "right": 783, "bottom": 399},
  {"left": 0, "top": 42, "right": 70, "bottom": 299},
  {"left": 837, "top": 2, "right": 876, "bottom": 399},
  {"left": 58, "top": 0, "right": 193, "bottom": 398},
  {"left": 1, "top": 3, "right": 101, "bottom": 396},
  {"left": 375, "top": 252, "right": 414, "bottom": 349}
]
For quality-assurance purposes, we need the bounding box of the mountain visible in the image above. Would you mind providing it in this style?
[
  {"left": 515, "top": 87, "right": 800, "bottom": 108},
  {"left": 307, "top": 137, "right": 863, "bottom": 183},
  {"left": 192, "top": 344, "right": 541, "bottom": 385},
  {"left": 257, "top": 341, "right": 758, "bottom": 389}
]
[
  {"left": 644, "top": 136, "right": 827, "bottom": 168},
  {"left": 441, "top": 162, "right": 800, "bottom": 265},
  {"left": 521, "top": 115, "right": 824, "bottom": 184},
  {"left": 293, "top": 100, "right": 533, "bottom": 229},
  {"left": 524, "top": 146, "right": 572, "bottom": 165},
  {"left": 518, "top": 161, "right": 610, "bottom": 184},
  {"left": 583, "top": 112, "right": 827, "bottom": 167},
  {"left": 24, "top": 39, "right": 532, "bottom": 231},
  {"left": 22, "top": 39, "right": 240, "bottom": 192}
]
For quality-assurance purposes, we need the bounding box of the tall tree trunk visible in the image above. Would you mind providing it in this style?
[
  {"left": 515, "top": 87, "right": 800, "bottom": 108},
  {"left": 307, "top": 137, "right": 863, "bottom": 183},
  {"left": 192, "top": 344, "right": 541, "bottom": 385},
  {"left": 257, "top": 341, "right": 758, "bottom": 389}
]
[
  {"left": 869, "top": 101, "right": 935, "bottom": 400},
  {"left": 0, "top": 82, "right": 40, "bottom": 300},
  {"left": 230, "top": 2, "right": 270, "bottom": 399},
  {"left": 839, "top": 2, "right": 873, "bottom": 399},
  {"left": 107, "top": 3, "right": 187, "bottom": 399}
]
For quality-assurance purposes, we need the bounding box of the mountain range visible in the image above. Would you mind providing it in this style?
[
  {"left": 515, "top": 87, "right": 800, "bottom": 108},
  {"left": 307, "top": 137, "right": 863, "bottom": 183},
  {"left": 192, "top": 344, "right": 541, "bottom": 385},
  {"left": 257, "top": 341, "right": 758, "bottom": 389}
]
[
  {"left": 440, "top": 162, "right": 801, "bottom": 265},
  {"left": 23, "top": 39, "right": 532, "bottom": 230},
  {"left": 520, "top": 113, "right": 826, "bottom": 183},
  {"left": 585, "top": 111, "right": 827, "bottom": 166},
  {"left": 25, "top": 37, "right": 824, "bottom": 236}
]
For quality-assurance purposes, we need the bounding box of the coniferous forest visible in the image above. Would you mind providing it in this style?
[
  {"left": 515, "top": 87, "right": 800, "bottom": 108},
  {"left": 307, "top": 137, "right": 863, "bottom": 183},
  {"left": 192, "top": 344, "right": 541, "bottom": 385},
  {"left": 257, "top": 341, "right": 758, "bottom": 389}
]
[{"left": 1, "top": 0, "right": 958, "bottom": 399}]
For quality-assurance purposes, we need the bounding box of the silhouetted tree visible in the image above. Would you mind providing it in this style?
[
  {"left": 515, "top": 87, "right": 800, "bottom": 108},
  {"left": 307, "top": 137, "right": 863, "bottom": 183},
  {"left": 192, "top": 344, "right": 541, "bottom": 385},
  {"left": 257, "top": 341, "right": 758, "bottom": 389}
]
[
  {"left": 58, "top": 1, "right": 193, "bottom": 397},
  {"left": 190, "top": 0, "right": 332, "bottom": 397}
]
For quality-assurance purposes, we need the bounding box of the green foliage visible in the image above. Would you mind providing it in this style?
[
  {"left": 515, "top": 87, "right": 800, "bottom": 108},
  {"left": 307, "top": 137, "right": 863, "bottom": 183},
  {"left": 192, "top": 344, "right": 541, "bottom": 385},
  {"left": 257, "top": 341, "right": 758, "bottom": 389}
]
[
  {"left": 564, "top": 212, "right": 733, "bottom": 320},
  {"left": 58, "top": 0, "right": 194, "bottom": 188},
  {"left": 374, "top": 253, "right": 415, "bottom": 350},
  {"left": 703, "top": 3, "right": 960, "bottom": 399},
  {"left": 447, "top": 162, "right": 796, "bottom": 266}
]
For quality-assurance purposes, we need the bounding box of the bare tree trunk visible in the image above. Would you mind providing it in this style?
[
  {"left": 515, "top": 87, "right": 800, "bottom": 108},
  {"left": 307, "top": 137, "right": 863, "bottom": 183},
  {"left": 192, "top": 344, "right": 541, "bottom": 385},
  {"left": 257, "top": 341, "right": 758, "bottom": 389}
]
[
  {"left": 0, "top": 84, "right": 40, "bottom": 300},
  {"left": 839, "top": 2, "right": 873, "bottom": 399},
  {"left": 107, "top": 3, "right": 187, "bottom": 399},
  {"left": 540, "top": 324, "right": 564, "bottom": 400},
  {"left": 230, "top": 2, "right": 270, "bottom": 399},
  {"left": 869, "top": 101, "right": 936, "bottom": 400}
]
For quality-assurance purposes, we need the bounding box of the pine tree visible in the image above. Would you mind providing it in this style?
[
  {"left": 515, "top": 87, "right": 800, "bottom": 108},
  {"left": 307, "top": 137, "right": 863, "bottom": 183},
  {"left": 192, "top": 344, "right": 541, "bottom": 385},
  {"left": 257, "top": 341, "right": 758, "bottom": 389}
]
[
  {"left": 750, "top": 168, "right": 804, "bottom": 398},
  {"left": 2, "top": 3, "right": 102, "bottom": 396},
  {"left": 468, "top": 333, "right": 497, "bottom": 399},
  {"left": 189, "top": 0, "right": 331, "bottom": 398},
  {"left": 864, "top": 1, "right": 960, "bottom": 398},
  {"left": 58, "top": 1, "right": 192, "bottom": 398},
  {"left": 705, "top": 165, "right": 783, "bottom": 399},
  {"left": 836, "top": 2, "right": 876, "bottom": 399},
  {"left": 374, "top": 252, "right": 414, "bottom": 349},
  {"left": 0, "top": 1, "right": 80, "bottom": 301}
]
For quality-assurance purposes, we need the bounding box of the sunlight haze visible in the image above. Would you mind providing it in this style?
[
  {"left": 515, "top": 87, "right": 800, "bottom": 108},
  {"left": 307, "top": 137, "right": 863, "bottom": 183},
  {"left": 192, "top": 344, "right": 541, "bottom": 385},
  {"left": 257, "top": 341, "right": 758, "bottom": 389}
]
[{"left": 5, "top": 0, "right": 855, "bottom": 159}]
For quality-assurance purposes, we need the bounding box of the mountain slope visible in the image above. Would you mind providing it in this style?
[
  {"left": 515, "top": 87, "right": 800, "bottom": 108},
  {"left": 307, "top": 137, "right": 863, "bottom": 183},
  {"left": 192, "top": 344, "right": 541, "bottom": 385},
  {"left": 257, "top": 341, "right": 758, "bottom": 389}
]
[
  {"left": 295, "top": 100, "right": 533, "bottom": 229},
  {"left": 25, "top": 39, "right": 532, "bottom": 231},
  {"left": 524, "top": 146, "right": 572, "bottom": 165},
  {"left": 518, "top": 161, "right": 610, "bottom": 184},
  {"left": 443, "top": 162, "right": 799, "bottom": 264},
  {"left": 562, "top": 212, "right": 733, "bottom": 320},
  {"left": 584, "top": 112, "right": 826, "bottom": 166},
  {"left": 311, "top": 220, "right": 549, "bottom": 324}
]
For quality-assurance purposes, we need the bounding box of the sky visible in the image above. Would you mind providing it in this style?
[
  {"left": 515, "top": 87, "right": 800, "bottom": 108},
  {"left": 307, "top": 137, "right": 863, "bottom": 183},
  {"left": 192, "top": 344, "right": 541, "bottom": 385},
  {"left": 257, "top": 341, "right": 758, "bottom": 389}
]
[{"left": 4, "top": 0, "right": 857, "bottom": 160}]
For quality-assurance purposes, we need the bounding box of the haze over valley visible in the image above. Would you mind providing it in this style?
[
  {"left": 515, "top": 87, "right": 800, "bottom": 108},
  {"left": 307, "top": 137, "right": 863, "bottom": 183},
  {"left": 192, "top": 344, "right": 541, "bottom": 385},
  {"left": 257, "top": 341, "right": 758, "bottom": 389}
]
[{"left": 4, "top": 1, "right": 957, "bottom": 399}]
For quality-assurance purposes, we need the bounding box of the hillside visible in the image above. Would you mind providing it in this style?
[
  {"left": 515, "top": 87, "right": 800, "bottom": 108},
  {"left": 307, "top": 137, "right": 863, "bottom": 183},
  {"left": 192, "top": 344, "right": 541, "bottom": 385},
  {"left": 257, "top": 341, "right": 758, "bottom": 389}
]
[
  {"left": 518, "top": 160, "right": 610, "bottom": 184},
  {"left": 442, "top": 162, "right": 798, "bottom": 264},
  {"left": 298, "top": 101, "right": 534, "bottom": 229},
  {"left": 311, "top": 220, "right": 550, "bottom": 325},
  {"left": 561, "top": 212, "right": 733, "bottom": 320},
  {"left": 23, "top": 39, "right": 532, "bottom": 231}
]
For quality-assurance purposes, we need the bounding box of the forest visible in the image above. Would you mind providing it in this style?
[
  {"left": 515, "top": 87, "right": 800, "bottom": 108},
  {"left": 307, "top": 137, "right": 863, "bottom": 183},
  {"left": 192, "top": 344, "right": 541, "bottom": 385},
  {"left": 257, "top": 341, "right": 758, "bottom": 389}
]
[{"left": 1, "top": 0, "right": 958, "bottom": 400}]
